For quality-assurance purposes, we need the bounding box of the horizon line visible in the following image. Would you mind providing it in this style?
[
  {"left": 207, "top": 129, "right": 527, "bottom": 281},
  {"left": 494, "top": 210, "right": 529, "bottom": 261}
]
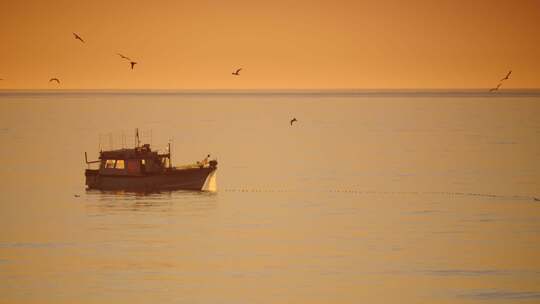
[
  {"left": 2, "top": 88, "right": 540, "bottom": 91},
  {"left": 2, "top": 88, "right": 540, "bottom": 98}
]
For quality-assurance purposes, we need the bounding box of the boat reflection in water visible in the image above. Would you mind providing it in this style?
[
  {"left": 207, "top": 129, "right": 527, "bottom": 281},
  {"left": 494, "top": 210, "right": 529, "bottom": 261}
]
[{"left": 84, "top": 189, "right": 217, "bottom": 215}]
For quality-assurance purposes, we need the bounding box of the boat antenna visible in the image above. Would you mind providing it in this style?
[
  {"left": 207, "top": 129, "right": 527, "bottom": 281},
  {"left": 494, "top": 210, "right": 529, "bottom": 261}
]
[
  {"left": 135, "top": 128, "right": 140, "bottom": 147},
  {"left": 168, "top": 139, "right": 172, "bottom": 168}
]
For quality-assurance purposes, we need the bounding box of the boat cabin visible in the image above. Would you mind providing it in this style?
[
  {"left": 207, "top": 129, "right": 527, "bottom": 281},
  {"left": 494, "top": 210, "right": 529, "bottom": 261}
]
[{"left": 98, "top": 144, "right": 171, "bottom": 176}]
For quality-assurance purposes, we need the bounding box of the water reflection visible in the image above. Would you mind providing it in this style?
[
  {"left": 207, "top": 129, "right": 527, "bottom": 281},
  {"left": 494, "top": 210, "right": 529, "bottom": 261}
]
[{"left": 84, "top": 189, "right": 218, "bottom": 215}]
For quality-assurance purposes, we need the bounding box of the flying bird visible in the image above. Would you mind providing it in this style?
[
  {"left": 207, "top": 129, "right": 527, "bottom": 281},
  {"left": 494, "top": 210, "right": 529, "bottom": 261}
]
[
  {"left": 73, "top": 32, "right": 85, "bottom": 43},
  {"left": 489, "top": 83, "right": 501, "bottom": 92},
  {"left": 500, "top": 70, "right": 512, "bottom": 81},
  {"left": 130, "top": 61, "right": 137, "bottom": 69},
  {"left": 232, "top": 68, "right": 242, "bottom": 76},
  {"left": 49, "top": 78, "right": 60, "bottom": 84},
  {"left": 290, "top": 118, "right": 298, "bottom": 126},
  {"left": 117, "top": 53, "right": 131, "bottom": 61},
  {"left": 74, "top": 194, "right": 80, "bottom": 198}
]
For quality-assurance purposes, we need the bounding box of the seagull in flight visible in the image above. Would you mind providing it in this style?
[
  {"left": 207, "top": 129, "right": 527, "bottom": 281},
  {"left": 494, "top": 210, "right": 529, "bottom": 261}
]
[
  {"left": 116, "top": 53, "right": 137, "bottom": 69},
  {"left": 73, "top": 32, "right": 85, "bottom": 43},
  {"left": 500, "top": 70, "right": 512, "bottom": 81},
  {"left": 489, "top": 83, "right": 501, "bottom": 92},
  {"left": 232, "top": 68, "right": 242, "bottom": 76},
  {"left": 117, "top": 53, "right": 131, "bottom": 61},
  {"left": 49, "top": 78, "right": 60, "bottom": 84},
  {"left": 290, "top": 118, "right": 298, "bottom": 126}
]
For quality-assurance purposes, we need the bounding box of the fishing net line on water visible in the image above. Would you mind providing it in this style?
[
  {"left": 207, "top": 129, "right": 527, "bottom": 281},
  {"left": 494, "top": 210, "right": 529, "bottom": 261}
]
[{"left": 222, "top": 188, "right": 539, "bottom": 202}]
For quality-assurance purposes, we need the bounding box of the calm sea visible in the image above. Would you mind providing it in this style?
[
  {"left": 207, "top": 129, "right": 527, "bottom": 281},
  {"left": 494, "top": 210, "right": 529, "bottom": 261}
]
[{"left": 1, "top": 90, "right": 539, "bottom": 303}]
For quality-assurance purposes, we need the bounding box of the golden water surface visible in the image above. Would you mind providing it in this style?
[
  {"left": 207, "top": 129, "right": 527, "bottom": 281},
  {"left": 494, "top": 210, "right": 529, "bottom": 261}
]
[{"left": 1, "top": 91, "right": 539, "bottom": 303}]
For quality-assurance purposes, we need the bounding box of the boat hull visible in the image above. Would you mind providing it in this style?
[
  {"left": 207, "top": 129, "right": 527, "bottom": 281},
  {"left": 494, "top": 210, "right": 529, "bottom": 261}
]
[{"left": 85, "top": 167, "right": 217, "bottom": 191}]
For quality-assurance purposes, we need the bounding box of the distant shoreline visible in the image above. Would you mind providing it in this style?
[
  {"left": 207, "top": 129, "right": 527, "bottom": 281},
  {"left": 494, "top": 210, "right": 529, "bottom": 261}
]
[{"left": 1, "top": 89, "right": 540, "bottom": 98}]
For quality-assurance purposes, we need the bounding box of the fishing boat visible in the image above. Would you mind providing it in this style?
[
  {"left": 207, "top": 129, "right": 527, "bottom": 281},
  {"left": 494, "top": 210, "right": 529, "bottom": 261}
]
[{"left": 84, "top": 130, "right": 217, "bottom": 191}]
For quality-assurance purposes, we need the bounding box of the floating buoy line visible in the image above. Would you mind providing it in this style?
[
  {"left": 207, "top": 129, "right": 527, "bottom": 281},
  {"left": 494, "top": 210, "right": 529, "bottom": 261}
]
[{"left": 222, "top": 188, "right": 539, "bottom": 202}]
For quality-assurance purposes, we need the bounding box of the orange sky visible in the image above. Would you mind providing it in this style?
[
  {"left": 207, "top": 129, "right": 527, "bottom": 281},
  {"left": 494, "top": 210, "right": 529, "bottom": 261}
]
[{"left": 0, "top": 0, "right": 539, "bottom": 89}]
